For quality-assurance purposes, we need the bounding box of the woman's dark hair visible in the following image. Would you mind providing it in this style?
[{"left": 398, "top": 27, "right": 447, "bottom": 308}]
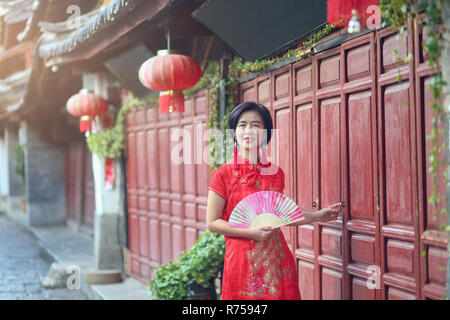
[{"left": 228, "top": 101, "right": 273, "bottom": 145}]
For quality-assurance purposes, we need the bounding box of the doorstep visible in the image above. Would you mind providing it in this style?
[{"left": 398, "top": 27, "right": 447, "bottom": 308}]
[{"left": 90, "top": 277, "right": 152, "bottom": 300}]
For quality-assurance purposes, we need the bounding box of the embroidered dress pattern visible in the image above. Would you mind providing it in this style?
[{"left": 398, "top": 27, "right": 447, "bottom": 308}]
[{"left": 242, "top": 231, "right": 295, "bottom": 297}]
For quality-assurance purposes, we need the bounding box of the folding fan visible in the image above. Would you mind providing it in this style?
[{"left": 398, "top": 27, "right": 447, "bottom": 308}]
[{"left": 228, "top": 191, "right": 304, "bottom": 229}]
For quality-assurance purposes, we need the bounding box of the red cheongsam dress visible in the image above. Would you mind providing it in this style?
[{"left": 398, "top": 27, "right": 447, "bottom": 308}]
[{"left": 208, "top": 154, "right": 301, "bottom": 300}]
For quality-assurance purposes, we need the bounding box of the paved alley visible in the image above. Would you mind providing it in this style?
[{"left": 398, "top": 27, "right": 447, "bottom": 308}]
[{"left": 0, "top": 213, "right": 87, "bottom": 300}]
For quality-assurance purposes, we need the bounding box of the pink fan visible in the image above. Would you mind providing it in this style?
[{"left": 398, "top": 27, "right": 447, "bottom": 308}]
[{"left": 228, "top": 191, "right": 304, "bottom": 229}]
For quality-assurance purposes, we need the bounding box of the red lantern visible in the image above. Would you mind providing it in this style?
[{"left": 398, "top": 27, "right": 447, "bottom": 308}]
[
  {"left": 66, "top": 89, "right": 109, "bottom": 132},
  {"left": 327, "top": 0, "right": 379, "bottom": 28},
  {"left": 139, "top": 50, "right": 202, "bottom": 113}
]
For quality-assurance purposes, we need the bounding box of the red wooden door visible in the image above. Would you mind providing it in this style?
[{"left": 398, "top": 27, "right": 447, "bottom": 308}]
[
  {"left": 238, "top": 21, "right": 446, "bottom": 299},
  {"left": 125, "top": 90, "right": 211, "bottom": 282},
  {"left": 414, "top": 20, "right": 448, "bottom": 300},
  {"left": 293, "top": 60, "right": 316, "bottom": 300},
  {"left": 65, "top": 140, "right": 84, "bottom": 223},
  {"left": 64, "top": 139, "right": 95, "bottom": 232},
  {"left": 272, "top": 65, "right": 295, "bottom": 248},
  {"left": 341, "top": 33, "right": 380, "bottom": 300},
  {"left": 315, "top": 46, "right": 345, "bottom": 300},
  {"left": 377, "top": 24, "right": 421, "bottom": 300}
]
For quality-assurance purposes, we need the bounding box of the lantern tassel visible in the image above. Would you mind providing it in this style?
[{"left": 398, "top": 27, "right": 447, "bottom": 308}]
[
  {"left": 79, "top": 115, "right": 92, "bottom": 132},
  {"left": 159, "top": 91, "right": 185, "bottom": 113}
]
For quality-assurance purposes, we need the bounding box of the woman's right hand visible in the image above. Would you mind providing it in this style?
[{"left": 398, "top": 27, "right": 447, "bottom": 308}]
[{"left": 249, "top": 226, "right": 277, "bottom": 242}]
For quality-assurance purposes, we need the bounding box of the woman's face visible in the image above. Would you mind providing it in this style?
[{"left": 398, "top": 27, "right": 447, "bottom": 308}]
[{"left": 235, "top": 110, "right": 265, "bottom": 151}]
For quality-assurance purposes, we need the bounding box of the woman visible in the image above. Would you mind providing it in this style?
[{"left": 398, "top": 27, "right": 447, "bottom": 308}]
[{"left": 206, "top": 101, "right": 341, "bottom": 300}]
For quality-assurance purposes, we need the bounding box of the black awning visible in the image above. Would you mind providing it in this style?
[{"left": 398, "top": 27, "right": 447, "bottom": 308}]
[
  {"left": 192, "top": 0, "right": 327, "bottom": 61},
  {"left": 103, "top": 43, "right": 153, "bottom": 98}
]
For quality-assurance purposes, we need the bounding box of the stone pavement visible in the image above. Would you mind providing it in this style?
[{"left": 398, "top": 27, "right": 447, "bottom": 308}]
[{"left": 0, "top": 212, "right": 87, "bottom": 300}]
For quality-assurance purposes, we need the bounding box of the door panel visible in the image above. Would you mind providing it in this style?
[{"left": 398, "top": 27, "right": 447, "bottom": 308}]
[
  {"left": 377, "top": 26, "right": 420, "bottom": 299},
  {"left": 319, "top": 97, "right": 341, "bottom": 208},
  {"left": 125, "top": 91, "right": 210, "bottom": 282},
  {"left": 275, "top": 107, "right": 292, "bottom": 245},
  {"left": 64, "top": 140, "right": 95, "bottom": 232},
  {"left": 414, "top": 20, "right": 448, "bottom": 299}
]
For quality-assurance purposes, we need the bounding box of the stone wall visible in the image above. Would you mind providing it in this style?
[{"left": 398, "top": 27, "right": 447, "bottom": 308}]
[{"left": 24, "top": 121, "right": 65, "bottom": 226}]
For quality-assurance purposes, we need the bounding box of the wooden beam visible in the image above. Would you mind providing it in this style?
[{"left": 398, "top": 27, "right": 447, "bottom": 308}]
[
  {"left": 191, "top": 36, "right": 198, "bottom": 61},
  {"left": 201, "top": 35, "right": 214, "bottom": 71}
]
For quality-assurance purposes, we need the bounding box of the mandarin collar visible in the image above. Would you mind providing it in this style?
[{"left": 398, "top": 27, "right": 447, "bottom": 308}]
[{"left": 235, "top": 153, "right": 272, "bottom": 171}]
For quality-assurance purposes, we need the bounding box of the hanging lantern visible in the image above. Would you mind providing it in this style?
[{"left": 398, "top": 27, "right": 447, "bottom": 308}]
[
  {"left": 327, "top": 0, "right": 379, "bottom": 28},
  {"left": 138, "top": 49, "right": 202, "bottom": 113},
  {"left": 66, "top": 89, "right": 109, "bottom": 132}
]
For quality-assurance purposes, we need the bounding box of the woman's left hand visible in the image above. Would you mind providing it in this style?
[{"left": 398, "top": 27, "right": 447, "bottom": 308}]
[{"left": 316, "top": 202, "right": 342, "bottom": 222}]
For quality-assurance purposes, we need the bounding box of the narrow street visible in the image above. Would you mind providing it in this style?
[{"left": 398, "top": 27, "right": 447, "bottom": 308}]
[{"left": 0, "top": 213, "right": 87, "bottom": 300}]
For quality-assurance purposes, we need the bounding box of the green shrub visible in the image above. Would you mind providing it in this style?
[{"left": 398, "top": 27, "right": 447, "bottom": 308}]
[{"left": 149, "top": 230, "right": 225, "bottom": 300}]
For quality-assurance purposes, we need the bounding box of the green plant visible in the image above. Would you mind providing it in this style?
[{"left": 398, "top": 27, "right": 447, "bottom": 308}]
[
  {"left": 239, "top": 24, "right": 335, "bottom": 74},
  {"left": 86, "top": 96, "right": 156, "bottom": 158},
  {"left": 183, "top": 61, "right": 220, "bottom": 97},
  {"left": 206, "top": 58, "right": 241, "bottom": 170},
  {"left": 14, "top": 144, "right": 25, "bottom": 195},
  {"left": 149, "top": 230, "right": 226, "bottom": 300}
]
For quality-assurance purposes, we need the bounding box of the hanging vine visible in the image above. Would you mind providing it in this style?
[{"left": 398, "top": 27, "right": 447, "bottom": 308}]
[
  {"left": 239, "top": 23, "right": 335, "bottom": 73},
  {"left": 206, "top": 58, "right": 241, "bottom": 170}
]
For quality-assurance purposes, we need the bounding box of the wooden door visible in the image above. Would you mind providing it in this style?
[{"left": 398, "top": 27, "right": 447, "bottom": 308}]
[
  {"left": 414, "top": 19, "right": 448, "bottom": 300},
  {"left": 65, "top": 140, "right": 84, "bottom": 223},
  {"left": 377, "top": 23, "right": 421, "bottom": 300},
  {"left": 64, "top": 139, "right": 95, "bottom": 233},
  {"left": 293, "top": 59, "right": 316, "bottom": 300},
  {"left": 125, "top": 90, "right": 211, "bottom": 282},
  {"left": 314, "top": 46, "right": 345, "bottom": 300},
  {"left": 342, "top": 32, "right": 380, "bottom": 300},
  {"left": 237, "top": 21, "right": 446, "bottom": 299}
]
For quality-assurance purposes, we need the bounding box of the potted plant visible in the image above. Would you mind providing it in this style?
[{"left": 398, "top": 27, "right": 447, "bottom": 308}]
[{"left": 149, "top": 230, "right": 225, "bottom": 300}]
